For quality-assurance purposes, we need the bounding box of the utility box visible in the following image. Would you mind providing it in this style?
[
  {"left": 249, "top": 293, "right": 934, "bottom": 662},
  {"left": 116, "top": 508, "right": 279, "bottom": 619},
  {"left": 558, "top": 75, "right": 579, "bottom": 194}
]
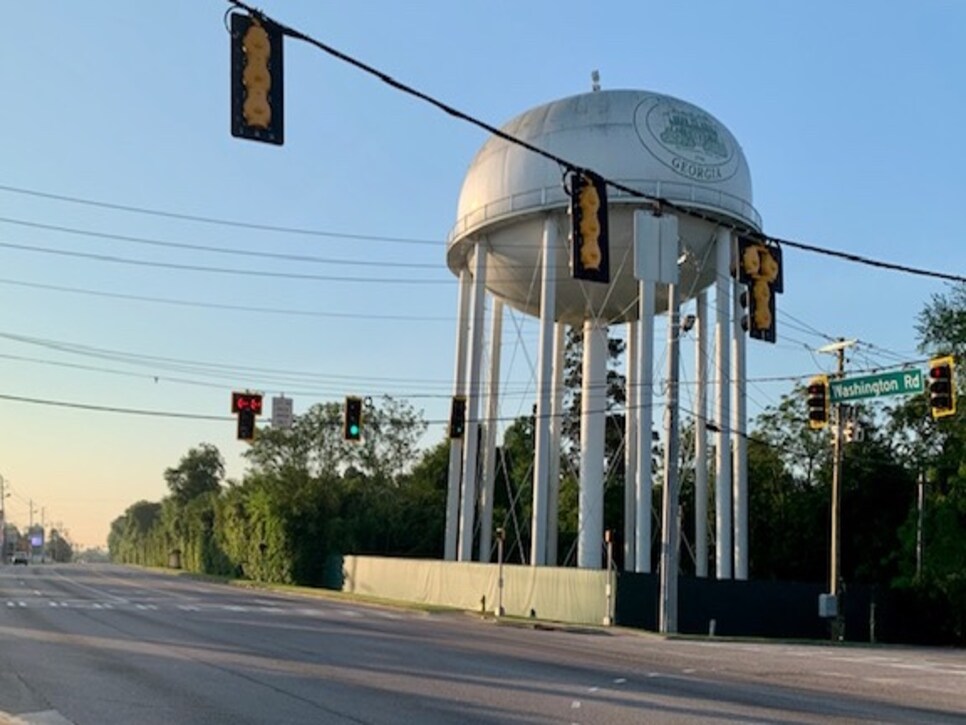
[{"left": 818, "top": 593, "right": 838, "bottom": 618}]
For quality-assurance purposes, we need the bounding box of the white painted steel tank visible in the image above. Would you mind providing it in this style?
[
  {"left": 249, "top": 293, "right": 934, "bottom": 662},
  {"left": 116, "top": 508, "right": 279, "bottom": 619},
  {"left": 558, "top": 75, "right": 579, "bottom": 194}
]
[{"left": 447, "top": 89, "right": 761, "bottom": 325}]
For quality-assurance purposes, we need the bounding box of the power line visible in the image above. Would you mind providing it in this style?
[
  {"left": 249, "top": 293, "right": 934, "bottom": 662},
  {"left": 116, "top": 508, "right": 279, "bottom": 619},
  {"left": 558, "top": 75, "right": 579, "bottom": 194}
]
[
  {"left": 0, "top": 215, "right": 440, "bottom": 267},
  {"left": 0, "top": 277, "right": 452, "bottom": 322},
  {"left": 0, "top": 184, "right": 440, "bottom": 246},
  {"left": 226, "top": 0, "right": 966, "bottom": 286},
  {"left": 0, "top": 240, "right": 452, "bottom": 285},
  {"left": 0, "top": 392, "right": 228, "bottom": 421}
]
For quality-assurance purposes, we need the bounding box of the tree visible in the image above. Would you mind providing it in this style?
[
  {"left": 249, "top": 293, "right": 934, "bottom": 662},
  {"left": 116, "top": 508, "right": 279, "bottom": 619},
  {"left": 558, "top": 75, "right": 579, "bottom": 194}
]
[
  {"left": 244, "top": 397, "right": 426, "bottom": 484},
  {"left": 164, "top": 444, "right": 224, "bottom": 505}
]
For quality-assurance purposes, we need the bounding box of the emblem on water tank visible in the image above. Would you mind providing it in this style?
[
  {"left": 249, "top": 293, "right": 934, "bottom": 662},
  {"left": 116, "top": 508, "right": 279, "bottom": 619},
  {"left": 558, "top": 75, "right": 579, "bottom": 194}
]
[{"left": 634, "top": 96, "right": 738, "bottom": 183}]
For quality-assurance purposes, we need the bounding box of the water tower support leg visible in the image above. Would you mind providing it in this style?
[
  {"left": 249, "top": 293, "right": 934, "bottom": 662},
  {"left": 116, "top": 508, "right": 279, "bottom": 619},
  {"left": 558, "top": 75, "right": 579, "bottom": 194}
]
[
  {"left": 578, "top": 318, "right": 607, "bottom": 569},
  {"left": 546, "top": 321, "right": 565, "bottom": 565},
  {"left": 478, "top": 298, "right": 504, "bottom": 563},
  {"left": 531, "top": 217, "right": 557, "bottom": 566},
  {"left": 445, "top": 269, "right": 473, "bottom": 560},
  {"left": 714, "top": 227, "right": 733, "bottom": 579},
  {"left": 624, "top": 321, "right": 639, "bottom": 572},
  {"left": 635, "top": 281, "right": 655, "bottom": 573},
  {"left": 695, "top": 290, "right": 709, "bottom": 577},
  {"left": 732, "top": 278, "right": 748, "bottom": 580},
  {"left": 458, "top": 246, "right": 487, "bottom": 561}
]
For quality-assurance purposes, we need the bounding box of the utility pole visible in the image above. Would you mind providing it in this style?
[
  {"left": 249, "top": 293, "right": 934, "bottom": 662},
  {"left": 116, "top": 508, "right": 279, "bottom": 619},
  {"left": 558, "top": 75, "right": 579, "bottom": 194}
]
[
  {"left": 916, "top": 469, "right": 925, "bottom": 580},
  {"left": 820, "top": 338, "right": 855, "bottom": 640}
]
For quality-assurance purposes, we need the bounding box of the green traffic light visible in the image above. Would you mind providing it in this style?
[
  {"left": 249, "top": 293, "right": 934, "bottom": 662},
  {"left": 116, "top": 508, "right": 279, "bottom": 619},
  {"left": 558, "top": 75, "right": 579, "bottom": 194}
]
[{"left": 349, "top": 424, "right": 359, "bottom": 436}]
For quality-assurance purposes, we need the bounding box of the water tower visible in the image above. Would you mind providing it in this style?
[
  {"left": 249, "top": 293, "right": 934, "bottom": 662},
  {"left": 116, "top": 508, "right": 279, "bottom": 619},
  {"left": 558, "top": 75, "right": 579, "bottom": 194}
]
[{"left": 444, "top": 89, "right": 761, "bottom": 583}]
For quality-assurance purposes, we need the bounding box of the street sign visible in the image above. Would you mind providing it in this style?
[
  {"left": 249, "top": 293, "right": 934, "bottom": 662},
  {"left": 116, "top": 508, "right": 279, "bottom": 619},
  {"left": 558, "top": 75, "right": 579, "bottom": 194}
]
[
  {"left": 272, "top": 396, "right": 294, "bottom": 429},
  {"left": 829, "top": 369, "right": 924, "bottom": 404}
]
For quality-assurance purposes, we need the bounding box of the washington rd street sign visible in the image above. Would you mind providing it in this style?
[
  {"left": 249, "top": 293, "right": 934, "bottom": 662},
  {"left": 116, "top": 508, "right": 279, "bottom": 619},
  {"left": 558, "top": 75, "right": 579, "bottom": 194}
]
[{"left": 829, "top": 369, "right": 924, "bottom": 404}]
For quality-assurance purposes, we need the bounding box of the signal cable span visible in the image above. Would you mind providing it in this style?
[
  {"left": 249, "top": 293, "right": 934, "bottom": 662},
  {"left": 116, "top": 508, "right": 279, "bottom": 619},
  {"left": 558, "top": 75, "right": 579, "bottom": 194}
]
[{"left": 225, "top": 0, "right": 966, "bottom": 285}]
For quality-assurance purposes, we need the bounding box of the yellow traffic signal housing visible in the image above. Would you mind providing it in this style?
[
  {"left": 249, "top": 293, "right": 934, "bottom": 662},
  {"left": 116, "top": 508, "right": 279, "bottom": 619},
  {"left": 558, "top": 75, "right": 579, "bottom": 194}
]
[
  {"left": 806, "top": 375, "right": 829, "bottom": 430},
  {"left": 569, "top": 171, "right": 610, "bottom": 284},
  {"left": 928, "top": 355, "right": 956, "bottom": 419},
  {"left": 736, "top": 237, "right": 783, "bottom": 344},
  {"left": 230, "top": 13, "right": 284, "bottom": 145}
]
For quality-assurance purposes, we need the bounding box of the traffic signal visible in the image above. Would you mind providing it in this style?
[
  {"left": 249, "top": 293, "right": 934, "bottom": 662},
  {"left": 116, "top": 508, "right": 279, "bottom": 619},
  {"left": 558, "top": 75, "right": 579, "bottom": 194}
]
[
  {"left": 736, "top": 237, "right": 783, "bottom": 343},
  {"left": 237, "top": 409, "right": 256, "bottom": 441},
  {"left": 806, "top": 375, "right": 829, "bottom": 430},
  {"left": 569, "top": 171, "right": 609, "bottom": 284},
  {"left": 344, "top": 396, "right": 363, "bottom": 441},
  {"left": 449, "top": 396, "right": 467, "bottom": 439},
  {"left": 230, "top": 13, "right": 284, "bottom": 145},
  {"left": 928, "top": 355, "right": 956, "bottom": 419},
  {"left": 232, "top": 391, "right": 263, "bottom": 441}
]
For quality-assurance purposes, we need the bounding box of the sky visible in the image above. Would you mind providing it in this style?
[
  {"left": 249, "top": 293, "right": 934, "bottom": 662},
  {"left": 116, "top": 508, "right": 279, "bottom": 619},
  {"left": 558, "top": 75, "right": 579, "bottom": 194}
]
[{"left": 0, "top": 1, "right": 963, "bottom": 549}]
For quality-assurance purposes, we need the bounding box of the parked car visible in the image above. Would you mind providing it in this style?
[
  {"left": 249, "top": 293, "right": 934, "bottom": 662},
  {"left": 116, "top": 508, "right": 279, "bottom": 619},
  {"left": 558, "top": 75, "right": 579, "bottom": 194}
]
[{"left": 12, "top": 552, "right": 28, "bottom": 565}]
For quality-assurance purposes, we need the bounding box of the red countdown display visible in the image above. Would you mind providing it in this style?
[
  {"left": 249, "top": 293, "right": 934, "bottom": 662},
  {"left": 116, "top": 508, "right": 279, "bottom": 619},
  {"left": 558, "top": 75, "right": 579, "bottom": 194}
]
[{"left": 231, "top": 392, "right": 264, "bottom": 415}]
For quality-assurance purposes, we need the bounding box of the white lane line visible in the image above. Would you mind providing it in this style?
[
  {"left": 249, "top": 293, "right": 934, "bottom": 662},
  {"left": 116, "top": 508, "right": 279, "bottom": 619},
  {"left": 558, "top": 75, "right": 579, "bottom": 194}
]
[
  {"left": 49, "top": 601, "right": 58, "bottom": 607},
  {"left": 587, "top": 686, "right": 599, "bottom": 693},
  {"left": 18, "top": 601, "right": 26, "bottom": 607},
  {"left": 613, "top": 678, "right": 626, "bottom": 685},
  {"left": 682, "top": 668, "right": 696, "bottom": 674},
  {"left": 92, "top": 603, "right": 103, "bottom": 609}
]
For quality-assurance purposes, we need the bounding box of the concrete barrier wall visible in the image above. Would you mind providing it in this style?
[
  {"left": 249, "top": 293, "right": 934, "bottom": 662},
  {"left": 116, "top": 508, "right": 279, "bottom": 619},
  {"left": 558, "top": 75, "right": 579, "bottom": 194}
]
[{"left": 342, "top": 555, "right": 611, "bottom": 625}]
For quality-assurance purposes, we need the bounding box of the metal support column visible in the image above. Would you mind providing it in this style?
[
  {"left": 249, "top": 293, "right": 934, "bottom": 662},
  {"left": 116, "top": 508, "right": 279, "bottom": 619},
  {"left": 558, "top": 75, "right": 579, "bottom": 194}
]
[
  {"left": 478, "top": 298, "right": 504, "bottom": 562},
  {"left": 457, "top": 246, "right": 487, "bottom": 561},
  {"left": 547, "top": 322, "right": 566, "bottom": 566},
  {"left": 732, "top": 279, "right": 748, "bottom": 580},
  {"left": 695, "top": 290, "right": 709, "bottom": 577},
  {"left": 659, "top": 283, "right": 681, "bottom": 634},
  {"left": 635, "top": 281, "right": 656, "bottom": 573},
  {"left": 445, "top": 268, "right": 473, "bottom": 560},
  {"left": 714, "top": 227, "right": 733, "bottom": 579},
  {"left": 578, "top": 318, "right": 607, "bottom": 569},
  {"left": 531, "top": 217, "right": 557, "bottom": 566},
  {"left": 624, "top": 320, "right": 638, "bottom": 572}
]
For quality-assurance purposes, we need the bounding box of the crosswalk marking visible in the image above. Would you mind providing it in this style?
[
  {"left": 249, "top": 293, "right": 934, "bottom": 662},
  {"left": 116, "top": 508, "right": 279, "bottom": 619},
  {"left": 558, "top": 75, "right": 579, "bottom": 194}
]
[{"left": 1, "top": 598, "right": 407, "bottom": 622}]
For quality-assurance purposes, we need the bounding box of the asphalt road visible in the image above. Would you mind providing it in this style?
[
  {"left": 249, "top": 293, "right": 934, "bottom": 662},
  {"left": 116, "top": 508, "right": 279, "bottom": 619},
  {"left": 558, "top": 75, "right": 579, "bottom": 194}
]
[{"left": 0, "top": 563, "right": 963, "bottom": 724}]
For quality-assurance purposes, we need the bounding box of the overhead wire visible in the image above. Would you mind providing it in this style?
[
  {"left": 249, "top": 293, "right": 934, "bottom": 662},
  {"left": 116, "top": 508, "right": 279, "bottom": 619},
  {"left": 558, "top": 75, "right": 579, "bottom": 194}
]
[
  {"left": 0, "top": 215, "right": 440, "bottom": 268},
  {"left": 0, "top": 277, "right": 452, "bottom": 322},
  {"left": 0, "top": 184, "right": 440, "bottom": 246},
  {"left": 224, "top": 0, "right": 966, "bottom": 286},
  {"left": 0, "top": 239, "right": 451, "bottom": 285}
]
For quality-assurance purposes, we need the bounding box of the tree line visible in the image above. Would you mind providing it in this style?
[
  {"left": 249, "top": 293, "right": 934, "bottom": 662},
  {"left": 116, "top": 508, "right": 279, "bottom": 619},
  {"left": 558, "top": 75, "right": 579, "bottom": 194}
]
[{"left": 110, "top": 286, "right": 966, "bottom": 644}]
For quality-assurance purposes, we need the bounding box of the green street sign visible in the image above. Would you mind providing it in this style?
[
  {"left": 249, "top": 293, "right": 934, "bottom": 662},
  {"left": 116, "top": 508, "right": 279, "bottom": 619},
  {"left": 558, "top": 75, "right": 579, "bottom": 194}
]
[{"left": 829, "top": 369, "right": 924, "bottom": 404}]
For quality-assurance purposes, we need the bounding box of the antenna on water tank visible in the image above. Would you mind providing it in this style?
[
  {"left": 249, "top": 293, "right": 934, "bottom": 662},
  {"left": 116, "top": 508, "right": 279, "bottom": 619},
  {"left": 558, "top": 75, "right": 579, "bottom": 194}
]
[{"left": 591, "top": 70, "right": 601, "bottom": 92}]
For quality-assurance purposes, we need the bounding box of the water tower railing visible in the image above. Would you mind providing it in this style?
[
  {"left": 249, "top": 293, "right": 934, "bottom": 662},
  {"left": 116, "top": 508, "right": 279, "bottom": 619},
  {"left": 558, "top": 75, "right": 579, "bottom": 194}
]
[{"left": 448, "top": 180, "right": 761, "bottom": 246}]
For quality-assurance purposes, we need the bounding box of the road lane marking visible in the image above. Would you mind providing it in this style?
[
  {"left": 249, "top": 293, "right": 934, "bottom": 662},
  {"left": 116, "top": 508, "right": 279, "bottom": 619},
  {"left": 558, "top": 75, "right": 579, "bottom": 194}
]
[{"left": 613, "top": 678, "right": 626, "bottom": 685}]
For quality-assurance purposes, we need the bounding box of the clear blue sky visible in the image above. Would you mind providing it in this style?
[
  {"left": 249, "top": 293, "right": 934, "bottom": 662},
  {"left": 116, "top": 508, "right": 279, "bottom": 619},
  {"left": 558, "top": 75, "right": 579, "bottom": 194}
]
[{"left": 0, "top": 1, "right": 962, "bottom": 548}]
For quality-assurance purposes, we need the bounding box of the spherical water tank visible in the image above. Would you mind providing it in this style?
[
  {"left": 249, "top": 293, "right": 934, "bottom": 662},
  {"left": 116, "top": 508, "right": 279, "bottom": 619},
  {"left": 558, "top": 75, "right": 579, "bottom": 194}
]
[{"left": 447, "top": 89, "right": 761, "bottom": 325}]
